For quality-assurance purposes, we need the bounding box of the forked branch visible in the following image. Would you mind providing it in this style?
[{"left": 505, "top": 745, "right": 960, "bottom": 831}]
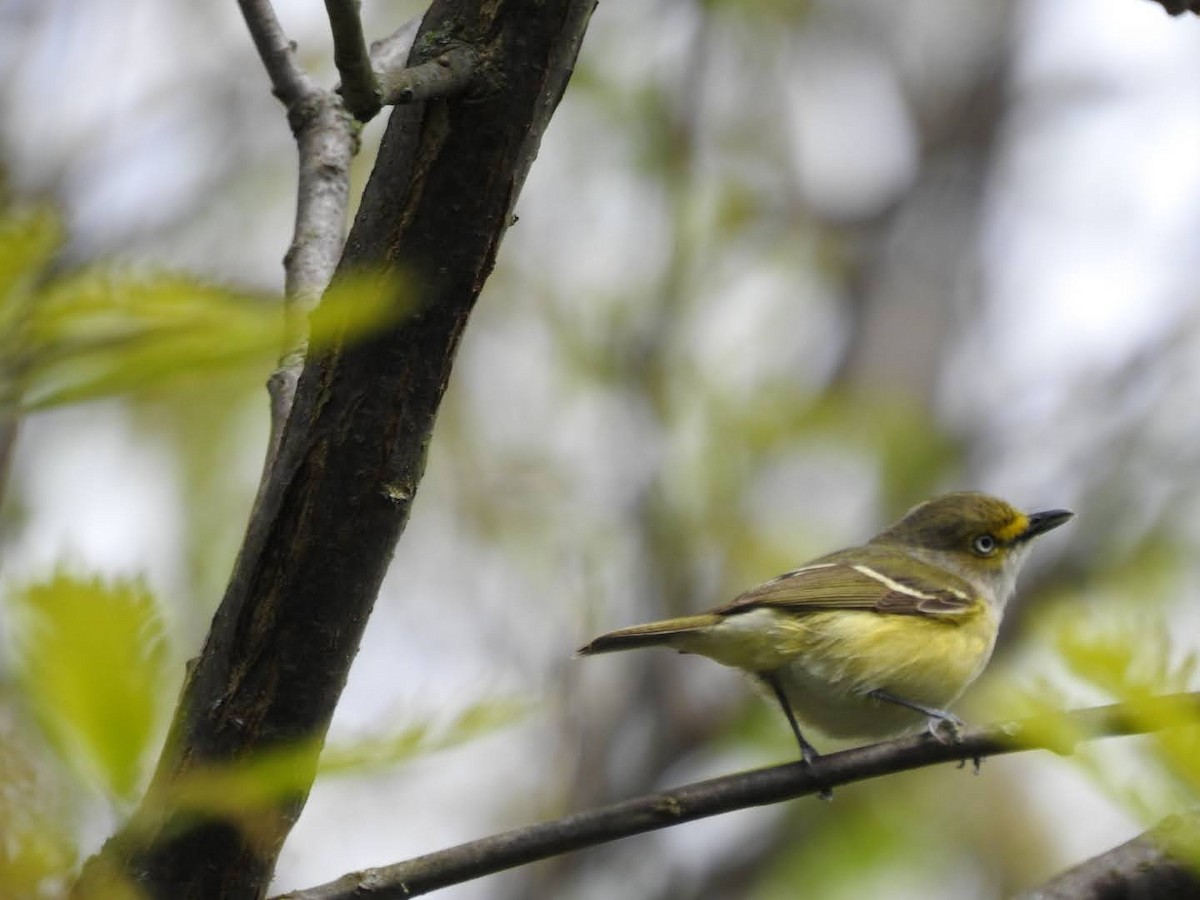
[{"left": 325, "top": 0, "right": 381, "bottom": 120}]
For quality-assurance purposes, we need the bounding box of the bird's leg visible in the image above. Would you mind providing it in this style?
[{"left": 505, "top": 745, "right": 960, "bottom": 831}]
[
  {"left": 866, "top": 689, "right": 963, "bottom": 737},
  {"left": 762, "top": 672, "right": 821, "bottom": 762},
  {"left": 761, "top": 672, "right": 832, "bottom": 800},
  {"left": 867, "top": 689, "right": 981, "bottom": 771}
]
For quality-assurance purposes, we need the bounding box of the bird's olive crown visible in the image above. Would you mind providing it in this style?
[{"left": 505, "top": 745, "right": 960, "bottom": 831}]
[{"left": 870, "top": 491, "right": 1029, "bottom": 559}]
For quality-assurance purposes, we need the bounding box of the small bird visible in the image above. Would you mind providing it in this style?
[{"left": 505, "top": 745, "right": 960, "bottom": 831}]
[{"left": 578, "top": 492, "right": 1072, "bottom": 764}]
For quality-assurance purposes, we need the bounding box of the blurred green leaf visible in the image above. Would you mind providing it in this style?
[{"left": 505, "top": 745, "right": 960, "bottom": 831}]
[
  {"left": 0, "top": 207, "right": 407, "bottom": 411},
  {"left": 0, "top": 208, "right": 62, "bottom": 412},
  {"left": 163, "top": 739, "right": 323, "bottom": 826},
  {"left": 0, "top": 711, "right": 77, "bottom": 898},
  {"left": 21, "top": 273, "right": 280, "bottom": 409},
  {"left": 8, "top": 573, "right": 171, "bottom": 801},
  {"left": 20, "top": 270, "right": 404, "bottom": 411},
  {"left": 998, "top": 545, "right": 1200, "bottom": 844},
  {"left": 308, "top": 268, "right": 407, "bottom": 352},
  {"left": 140, "top": 698, "right": 524, "bottom": 841},
  {"left": 319, "top": 697, "right": 526, "bottom": 775},
  {"left": 0, "top": 208, "right": 59, "bottom": 304}
]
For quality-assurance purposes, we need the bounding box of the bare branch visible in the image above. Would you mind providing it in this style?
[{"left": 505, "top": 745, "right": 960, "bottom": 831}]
[
  {"left": 325, "top": 0, "right": 381, "bottom": 121},
  {"left": 237, "top": 0, "right": 314, "bottom": 107},
  {"left": 237, "top": 0, "right": 357, "bottom": 467},
  {"left": 379, "top": 46, "right": 479, "bottom": 106},
  {"left": 1015, "top": 812, "right": 1200, "bottom": 899},
  {"left": 269, "top": 93, "right": 357, "bottom": 463},
  {"left": 274, "top": 693, "right": 1200, "bottom": 900}
]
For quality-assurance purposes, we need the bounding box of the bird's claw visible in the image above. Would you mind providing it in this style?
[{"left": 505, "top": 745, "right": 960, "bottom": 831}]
[
  {"left": 925, "top": 712, "right": 965, "bottom": 744},
  {"left": 926, "top": 714, "right": 982, "bottom": 772},
  {"left": 955, "top": 754, "right": 983, "bottom": 774},
  {"left": 796, "top": 746, "right": 833, "bottom": 800}
]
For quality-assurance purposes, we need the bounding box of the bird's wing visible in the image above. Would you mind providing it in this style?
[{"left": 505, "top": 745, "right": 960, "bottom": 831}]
[{"left": 717, "top": 552, "right": 977, "bottom": 618}]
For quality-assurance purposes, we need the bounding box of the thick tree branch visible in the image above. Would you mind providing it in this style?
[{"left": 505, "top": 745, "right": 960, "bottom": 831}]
[
  {"left": 1015, "top": 811, "right": 1200, "bottom": 899},
  {"left": 72, "top": 1, "right": 597, "bottom": 898},
  {"left": 274, "top": 693, "right": 1200, "bottom": 900},
  {"left": 325, "top": 0, "right": 381, "bottom": 121}
]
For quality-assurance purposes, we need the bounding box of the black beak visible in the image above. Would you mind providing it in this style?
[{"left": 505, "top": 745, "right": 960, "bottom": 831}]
[{"left": 1022, "top": 509, "right": 1074, "bottom": 540}]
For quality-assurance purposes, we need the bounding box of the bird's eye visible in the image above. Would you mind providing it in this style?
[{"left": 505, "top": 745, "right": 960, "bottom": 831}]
[{"left": 971, "top": 534, "right": 997, "bottom": 556}]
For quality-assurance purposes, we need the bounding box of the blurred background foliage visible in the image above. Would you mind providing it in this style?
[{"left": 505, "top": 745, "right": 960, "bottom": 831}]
[{"left": 1, "top": 0, "right": 1200, "bottom": 898}]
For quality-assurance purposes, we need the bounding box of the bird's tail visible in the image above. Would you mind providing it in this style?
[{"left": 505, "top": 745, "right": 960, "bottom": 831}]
[{"left": 576, "top": 614, "right": 722, "bottom": 655}]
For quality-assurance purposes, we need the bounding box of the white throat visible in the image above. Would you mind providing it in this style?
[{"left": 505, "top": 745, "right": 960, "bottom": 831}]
[{"left": 916, "top": 544, "right": 1033, "bottom": 614}]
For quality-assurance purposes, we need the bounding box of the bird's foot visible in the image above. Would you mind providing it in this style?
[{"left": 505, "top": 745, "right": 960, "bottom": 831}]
[
  {"left": 923, "top": 712, "right": 982, "bottom": 772},
  {"left": 795, "top": 742, "right": 832, "bottom": 801},
  {"left": 924, "top": 710, "right": 965, "bottom": 744},
  {"left": 956, "top": 755, "right": 984, "bottom": 774}
]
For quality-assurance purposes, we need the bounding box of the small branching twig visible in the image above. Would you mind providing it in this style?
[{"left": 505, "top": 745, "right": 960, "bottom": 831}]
[
  {"left": 238, "top": 0, "right": 311, "bottom": 105},
  {"left": 329, "top": 10, "right": 475, "bottom": 119},
  {"left": 379, "top": 46, "right": 480, "bottom": 105},
  {"left": 273, "top": 693, "right": 1200, "bottom": 900},
  {"left": 325, "top": 0, "right": 381, "bottom": 121}
]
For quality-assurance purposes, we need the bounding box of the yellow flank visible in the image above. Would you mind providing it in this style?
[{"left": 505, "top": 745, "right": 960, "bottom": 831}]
[
  {"left": 793, "top": 606, "right": 995, "bottom": 702},
  {"left": 671, "top": 601, "right": 998, "bottom": 737},
  {"left": 994, "top": 512, "right": 1029, "bottom": 543},
  {"left": 674, "top": 604, "right": 991, "bottom": 687}
]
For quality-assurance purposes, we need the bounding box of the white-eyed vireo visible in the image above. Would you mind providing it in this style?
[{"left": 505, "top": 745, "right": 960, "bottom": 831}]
[{"left": 578, "top": 492, "right": 1072, "bottom": 761}]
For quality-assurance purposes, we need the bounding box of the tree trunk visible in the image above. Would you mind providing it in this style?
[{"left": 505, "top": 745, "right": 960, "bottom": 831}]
[{"left": 72, "top": 1, "right": 595, "bottom": 897}]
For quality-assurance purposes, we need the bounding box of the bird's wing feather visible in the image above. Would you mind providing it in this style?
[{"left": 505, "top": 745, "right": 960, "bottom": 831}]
[{"left": 717, "top": 553, "right": 976, "bottom": 618}]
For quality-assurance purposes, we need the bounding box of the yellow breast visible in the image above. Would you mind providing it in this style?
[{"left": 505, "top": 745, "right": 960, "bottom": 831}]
[{"left": 679, "top": 604, "right": 999, "bottom": 739}]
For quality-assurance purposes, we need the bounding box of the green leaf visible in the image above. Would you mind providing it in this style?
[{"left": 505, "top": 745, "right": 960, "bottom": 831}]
[
  {"left": 997, "top": 547, "right": 1200, "bottom": 834},
  {"left": 308, "top": 269, "right": 410, "bottom": 352},
  {"left": 0, "top": 713, "right": 78, "bottom": 896},
  {"left": 0, "top": 208, "right": 63, "bottom": 411},
  {"left": 20, "top": 273, "right": 275, "bottom": 408},
  {"left": 162, "top": 739, "right": 324, "bottom": 824},
  {"left": 0, "top": 208, "right": 60, "bottom": 307},
  {"left": 137, "top": 699, "right": 524, "bottom": 842},
  {"left": 8, "top": 573, "right": 171, "bottom": 801},
  {"left": 0, "top": 203, "right": 408, "bottom": 411},
  {"left": 319, "top": 697, "right": 527, "bottom": 776}
]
